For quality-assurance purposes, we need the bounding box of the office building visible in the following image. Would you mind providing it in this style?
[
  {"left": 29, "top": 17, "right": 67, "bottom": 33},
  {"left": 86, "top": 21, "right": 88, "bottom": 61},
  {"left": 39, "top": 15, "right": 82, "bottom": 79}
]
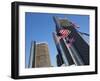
[
  {"left": 53, "top": 16, "right": 89, "bottom": 66},
  {"left": 28, "top": 41, "right": 51, "bottom": 68}
]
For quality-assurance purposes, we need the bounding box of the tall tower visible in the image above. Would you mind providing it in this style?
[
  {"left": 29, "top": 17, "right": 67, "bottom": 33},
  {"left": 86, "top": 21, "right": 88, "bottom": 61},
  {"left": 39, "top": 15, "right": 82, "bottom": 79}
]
[
  {"left": 35, "top": 43, "right": 51, "bottom": 67},
  {"left": 28, "top": 41, "right": 36, "bottom": 68},
  {"left": 28, "top": 42, "right": 51, "bottom": 68},
  {"left": 53, "top": 16, "right": 89, "bottom": 66},
  {"left": 52, "top": 32, "right": 74, "bottom": 66}
]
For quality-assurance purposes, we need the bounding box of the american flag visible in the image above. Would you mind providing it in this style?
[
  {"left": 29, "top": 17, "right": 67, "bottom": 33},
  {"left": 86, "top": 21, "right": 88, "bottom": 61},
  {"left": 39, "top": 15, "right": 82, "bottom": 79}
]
[{"left": 58, "top": 29, "right": 71, "bottom": 39}]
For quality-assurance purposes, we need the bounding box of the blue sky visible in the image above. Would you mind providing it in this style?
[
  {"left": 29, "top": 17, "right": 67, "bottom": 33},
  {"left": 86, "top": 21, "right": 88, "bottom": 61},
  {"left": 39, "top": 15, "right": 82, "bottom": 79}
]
[{"left": 25, "top": 12, "right": 89, "bottom": 67}]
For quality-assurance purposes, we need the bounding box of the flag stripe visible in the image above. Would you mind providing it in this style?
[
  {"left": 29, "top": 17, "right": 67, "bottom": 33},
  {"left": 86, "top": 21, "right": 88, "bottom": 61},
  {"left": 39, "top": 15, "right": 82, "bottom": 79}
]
[{"left": 59, "top": 29, "right": 71, "bottom": 38}]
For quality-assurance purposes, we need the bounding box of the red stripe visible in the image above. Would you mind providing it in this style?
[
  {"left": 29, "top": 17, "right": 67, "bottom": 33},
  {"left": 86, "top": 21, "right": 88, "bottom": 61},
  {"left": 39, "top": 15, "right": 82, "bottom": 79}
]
[{"left": 59, "top": 29, "right": 71, "bottom": 38}]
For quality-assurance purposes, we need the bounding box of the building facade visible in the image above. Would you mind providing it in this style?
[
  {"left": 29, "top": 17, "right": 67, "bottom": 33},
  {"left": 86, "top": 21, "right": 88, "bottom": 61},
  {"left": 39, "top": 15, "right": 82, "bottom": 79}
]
[
  {"left": 53, "top": 16, "right": 89, "bottom": 66},
  {"left": 28, "top": 41, "right": 51, "bottom": 68},
  {"left": 35, "top": 43, "right": 51, "bottom": 67}
]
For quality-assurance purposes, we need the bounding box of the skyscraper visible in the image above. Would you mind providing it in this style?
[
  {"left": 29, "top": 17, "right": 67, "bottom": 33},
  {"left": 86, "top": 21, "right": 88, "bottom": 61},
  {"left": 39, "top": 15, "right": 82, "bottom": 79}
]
[
  {"left": 35, "top": 43, "right": 51, "bottom": 67},
  {"left": 28, "top": 41, "right": 51, "bottom": 68},
  {"left": 53, "top": 32, "right": 74, "bottom": 66},
  {"left": 28, "top": 41, "right": 36, "bottom": 68},
  {"left": 53, "top": 16, "right": 89, "bottom": 66}
]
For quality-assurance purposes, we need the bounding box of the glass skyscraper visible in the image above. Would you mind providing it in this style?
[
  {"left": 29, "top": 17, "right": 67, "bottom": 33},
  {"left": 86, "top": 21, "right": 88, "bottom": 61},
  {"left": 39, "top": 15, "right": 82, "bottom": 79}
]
[{"left": 53, "top": 16, "right": 89, "bottom": 66}]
